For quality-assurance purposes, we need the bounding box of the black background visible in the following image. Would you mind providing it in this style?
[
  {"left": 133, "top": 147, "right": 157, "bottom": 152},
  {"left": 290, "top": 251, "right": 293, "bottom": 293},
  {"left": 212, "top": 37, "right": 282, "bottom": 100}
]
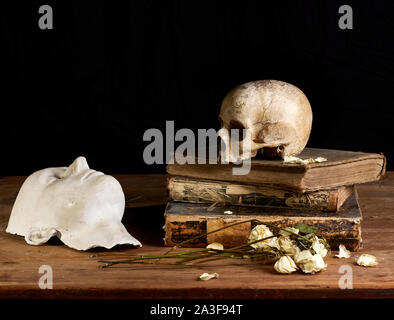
[
  {"left": 0, "top": 299, "right": 392, "bottom": 318},
  {"left": 1, "top": 0, "right": 394, "bottom": 175}
]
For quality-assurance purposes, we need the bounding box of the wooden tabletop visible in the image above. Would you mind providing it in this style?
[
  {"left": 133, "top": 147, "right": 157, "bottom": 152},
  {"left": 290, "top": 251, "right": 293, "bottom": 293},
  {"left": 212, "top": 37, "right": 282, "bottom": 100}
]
[{"left": 0, "top": 174, "right": 393, "bottom": 299}]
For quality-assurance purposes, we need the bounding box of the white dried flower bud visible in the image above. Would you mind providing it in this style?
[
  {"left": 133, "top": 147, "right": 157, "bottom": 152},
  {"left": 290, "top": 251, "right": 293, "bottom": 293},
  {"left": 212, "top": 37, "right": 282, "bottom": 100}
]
[
  {"left": 298, "top": 254, "right": 327, "bottom": 274},
  {"left": 274, "top": 255, "right": 298, "bottom": 274},
  {"left": 248, "top": 224, "right": 279, "bottom": 250},
  {"left": 335, "top": 244, "right": 351, "bottom": 259},
  {"left": 294, "top": 250, "right": 314, "bottom": 264},
  {"left": 278, "top": 236, "right": 300, "bottom": 256},
  {"left": 357, "top": 254, "right": 378, "bottom": 267}
]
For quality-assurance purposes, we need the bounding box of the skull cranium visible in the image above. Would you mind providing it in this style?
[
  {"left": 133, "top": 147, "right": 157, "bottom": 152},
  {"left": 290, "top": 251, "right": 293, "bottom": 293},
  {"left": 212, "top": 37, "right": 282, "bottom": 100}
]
[{"left": 218, "top": 80, "right": 312, "bottom": 162}]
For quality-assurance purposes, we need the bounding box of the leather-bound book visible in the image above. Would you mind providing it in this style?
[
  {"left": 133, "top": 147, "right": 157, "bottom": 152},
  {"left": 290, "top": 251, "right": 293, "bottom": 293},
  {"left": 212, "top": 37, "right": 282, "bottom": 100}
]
[
  {"left": 168, "top": 176, "right": 353, "bottom": 212},
  {"left": 166, "top": 148, "right": 385, "bottom": 193},
  {"left": 163, "top": 190, "right": 362, "bottom": 251}
]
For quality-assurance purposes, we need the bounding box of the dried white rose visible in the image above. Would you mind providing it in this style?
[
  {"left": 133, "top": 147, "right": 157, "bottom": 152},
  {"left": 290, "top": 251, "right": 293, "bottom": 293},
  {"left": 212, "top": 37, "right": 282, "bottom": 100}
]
[
  {"left": 298, "top": 254, "right": 327, "bottom": 274},
  {"left": 199, "top": 272, "right": 219, "bottom": 281},
  {"left": 294, "top": 250, "right": 314, "bottom": 264},
  {"left": 357, "top": 254, "right": 378, "bottom": 267},
  {"left": 248, "top": 224, "right": 279, "bottom": 250},
  {"left": 278, "top": 236, "right": 300, "bottom": 256},
  {"left": 279, "top": 227, "right": 299, "bottom": 237},
  {"left": 206, "top": 242, "right": 224, "bottom": 251},
  {"left": 335, "top": 244, "right": 351, "bottom": 259},
  {"left": 269, "top": 237, "right": 280, "bottom": 250},
  {"left": 295, "top": 248, "right": 327, "bottom": 274},
  {"left": 311, "top": 235, "right": 328, "bottom": 258},
  {"left": 274, "top": 255, "right": 298, "bottom": 274}
]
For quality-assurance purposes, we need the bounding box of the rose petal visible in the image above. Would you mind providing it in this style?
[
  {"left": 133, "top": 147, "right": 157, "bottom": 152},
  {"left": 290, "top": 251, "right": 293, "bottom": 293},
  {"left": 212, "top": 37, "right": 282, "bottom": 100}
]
[
  {"left": 284, "top": 156, "right": 327, "bottom": 165},
  {"left": 335, "top": 244, "right": 351, "bottom": 259},
  {"left": 199, "top": 272, "right": 219, "bottom": 281},
  {"left": 206, "top": 242, "right": 224, "bottom": 251},
  {"left": 357, "top": 254, "right": 378, "bottom": 267}
]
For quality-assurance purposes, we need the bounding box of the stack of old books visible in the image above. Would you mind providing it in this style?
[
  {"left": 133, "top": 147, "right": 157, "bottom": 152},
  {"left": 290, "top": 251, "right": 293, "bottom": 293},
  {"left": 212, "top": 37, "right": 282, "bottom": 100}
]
[{"left": 164, "top": 148, "right": 386, "bottom": 250}]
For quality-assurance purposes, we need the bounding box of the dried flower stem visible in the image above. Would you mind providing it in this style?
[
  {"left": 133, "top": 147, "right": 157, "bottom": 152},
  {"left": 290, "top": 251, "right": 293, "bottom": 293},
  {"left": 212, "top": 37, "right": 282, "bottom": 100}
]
[{"left": 98, "top": 220, "right": 317, "bottom": 268}]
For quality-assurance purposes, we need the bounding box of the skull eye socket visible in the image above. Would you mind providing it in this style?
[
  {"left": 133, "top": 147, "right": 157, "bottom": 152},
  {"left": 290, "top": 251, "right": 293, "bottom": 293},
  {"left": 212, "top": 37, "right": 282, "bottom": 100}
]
[{"left": 229, "top": 120, "right": 246, "bottom": 141}]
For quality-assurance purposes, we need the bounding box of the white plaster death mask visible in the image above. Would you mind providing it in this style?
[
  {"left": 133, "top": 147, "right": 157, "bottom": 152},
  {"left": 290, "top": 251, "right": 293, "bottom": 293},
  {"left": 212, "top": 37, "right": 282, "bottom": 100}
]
[{"left": 6, "top": 157, "right": 141, "bottom": 250}]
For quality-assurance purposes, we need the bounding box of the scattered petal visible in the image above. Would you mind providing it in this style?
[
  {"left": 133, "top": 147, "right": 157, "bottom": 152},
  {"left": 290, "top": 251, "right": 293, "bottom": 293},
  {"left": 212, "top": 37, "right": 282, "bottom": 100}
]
[
  {"left": 335, "top": 244, "right": 351, "bottom": 259},
  {"left": 357, "top": 254, "right": 378, "bottom": 267},
  {"left": 283, "top": 156, "right": 303, "bottom": 163},
  {"left": 224, "top": 210, "right": 233, "bottom": 215},
  {"left": 284, "top": 156, "right": 327, "bottom": 165},
  {"left": 199, "top": 272, "right": 219, "bottom": 281},
  {"left": 274, "top": 255, "right": 298, "bottom": 274},
  {"left": 206, "top": 242, "right": 224, "bottom": 251}
]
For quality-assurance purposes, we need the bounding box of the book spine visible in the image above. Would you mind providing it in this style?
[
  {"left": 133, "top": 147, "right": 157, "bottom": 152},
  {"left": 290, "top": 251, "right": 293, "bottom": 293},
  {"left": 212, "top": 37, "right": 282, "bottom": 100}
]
[
  {"left": 164, "top": 214, "right": 361, "bottom": 251},
  {"left": 168, "top": 176, "right": 340, "bottom": 211},
  {"left": 166, "top": 163, "right": 306, "bottom": 192}
]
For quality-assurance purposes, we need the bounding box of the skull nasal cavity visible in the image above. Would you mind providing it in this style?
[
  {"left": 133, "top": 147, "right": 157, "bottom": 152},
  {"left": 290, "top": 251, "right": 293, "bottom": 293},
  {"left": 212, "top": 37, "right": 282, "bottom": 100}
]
[{"left": 229, "top": 120, "right": 245, "bottom": 141}]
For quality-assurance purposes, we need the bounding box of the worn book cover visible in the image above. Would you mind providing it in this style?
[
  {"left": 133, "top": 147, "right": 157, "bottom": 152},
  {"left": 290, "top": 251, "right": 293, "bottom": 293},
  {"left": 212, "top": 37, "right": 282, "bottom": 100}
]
[
  {"left": 166, "top": 148, "right": 386, "bottom": 192},
  {"left": 164, "top": 191, "right": 362, "bottom": 251},
  {"left": 168, "top": 175, "right": 353, "bottom": 212}
]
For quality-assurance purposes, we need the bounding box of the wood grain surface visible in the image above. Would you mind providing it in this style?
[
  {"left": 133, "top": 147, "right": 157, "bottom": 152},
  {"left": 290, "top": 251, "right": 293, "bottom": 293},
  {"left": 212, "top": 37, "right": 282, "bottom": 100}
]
[{"left": 0, "top": 174, "right": 393, "bottom": 299}]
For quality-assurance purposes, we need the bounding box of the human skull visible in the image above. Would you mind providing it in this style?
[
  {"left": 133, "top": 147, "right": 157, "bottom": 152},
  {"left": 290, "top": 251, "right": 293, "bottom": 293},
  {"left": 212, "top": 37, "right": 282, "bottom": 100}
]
[
  {"left": 218, "top": 80, "right": 312, "bottom": 162},
  {"left": 6, "top": 156, "right": 141, "bottom": 250}
]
